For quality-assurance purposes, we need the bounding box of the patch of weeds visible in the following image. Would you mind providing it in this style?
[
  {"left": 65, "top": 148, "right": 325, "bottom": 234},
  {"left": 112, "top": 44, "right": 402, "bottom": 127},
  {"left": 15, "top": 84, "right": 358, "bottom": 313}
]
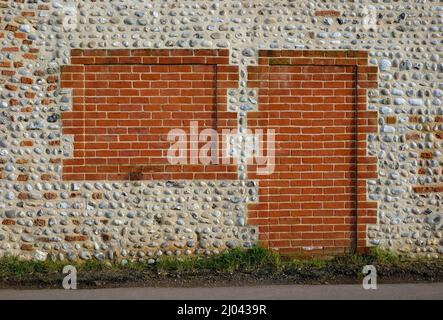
[
  {"left": 211, "top": 246, "right": 283, "bottom": 273},
  {"left": 0, "top": 256, "right": 115, "bottom": 278},
  {"left": 365, "top": 247, "right": 402, "bottom": 265},
  {"left": 156, "top": 255, "right": 200, "bottom": 273},
  {"left": 122, "top": 260, "right": 154, "bottom": 271},
  {"left": 283, "top": 257, "right": 328, "bottom": 270},
  {"left": 0, "top": 256, "right": 64, "bottom": 277},
  {"left": 76, "top": 259, "right": 113, "bottom": 272},
  {"left": 156, "top": 246, "right": 283, "bottom": 274}
]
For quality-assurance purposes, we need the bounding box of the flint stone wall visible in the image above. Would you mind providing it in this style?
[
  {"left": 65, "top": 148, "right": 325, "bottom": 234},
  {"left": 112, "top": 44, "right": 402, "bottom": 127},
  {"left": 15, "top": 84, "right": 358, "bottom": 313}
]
[{"left": 0, "top": 0, "right": 442, "bottom": 262}]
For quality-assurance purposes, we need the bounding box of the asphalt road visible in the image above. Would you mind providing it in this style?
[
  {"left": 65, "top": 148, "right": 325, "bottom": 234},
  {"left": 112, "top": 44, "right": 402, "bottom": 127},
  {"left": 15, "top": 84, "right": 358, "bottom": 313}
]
[{"left": 0, "top": 283, "right": 442, "bottom": 300}]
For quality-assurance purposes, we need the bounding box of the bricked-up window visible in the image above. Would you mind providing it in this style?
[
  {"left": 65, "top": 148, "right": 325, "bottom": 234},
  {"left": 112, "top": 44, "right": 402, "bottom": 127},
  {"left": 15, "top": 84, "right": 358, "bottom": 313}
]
[
  {"left": 409, "top": 115, "right": 443, "bottom": 194},
  {"left": 247, "top": 50, "right": 378, "bottom": 254},
  {"left": 61, "top": 49, "right": 239, "bottom": 181}
]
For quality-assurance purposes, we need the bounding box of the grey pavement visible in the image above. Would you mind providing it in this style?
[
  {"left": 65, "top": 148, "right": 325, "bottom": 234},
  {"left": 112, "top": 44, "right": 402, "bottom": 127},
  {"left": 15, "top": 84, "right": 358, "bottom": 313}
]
[{"left": 0, "top": 283, "right": 442, "bottom": 300}]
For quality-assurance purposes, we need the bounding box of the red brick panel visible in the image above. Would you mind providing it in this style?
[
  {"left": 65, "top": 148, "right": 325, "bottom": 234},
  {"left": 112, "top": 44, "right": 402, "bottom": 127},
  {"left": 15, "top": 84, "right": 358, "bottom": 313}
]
[
  {"left": 61, "top": 49, "right": 239, "bottom": 181},
  {"left": 248, "top": 50, "right": 378, "bottom": 255}
]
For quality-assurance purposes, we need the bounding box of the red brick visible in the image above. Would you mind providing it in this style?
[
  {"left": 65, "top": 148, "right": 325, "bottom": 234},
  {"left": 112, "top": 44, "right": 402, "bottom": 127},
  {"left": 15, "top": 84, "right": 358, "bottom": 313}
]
[
  {"left": 315, "top": 10, "right": 341, "bottom": 17},
  {"left": 65, "top": 235, "right": 88, "bottom": 242}
]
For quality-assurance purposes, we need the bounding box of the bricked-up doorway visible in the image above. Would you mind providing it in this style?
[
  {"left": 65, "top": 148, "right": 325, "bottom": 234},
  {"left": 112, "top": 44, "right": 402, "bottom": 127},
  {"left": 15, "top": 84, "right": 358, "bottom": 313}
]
[
  {"left": 247, "top": 51, "right": 378, "bottom": 255},
  {"left": 61, "top": 49, "right": 239, "bottom": 181}
]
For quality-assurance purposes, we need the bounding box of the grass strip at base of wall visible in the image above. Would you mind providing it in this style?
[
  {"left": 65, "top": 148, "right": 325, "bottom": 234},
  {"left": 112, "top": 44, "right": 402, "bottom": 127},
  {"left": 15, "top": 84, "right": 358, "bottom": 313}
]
[{"left": 0, "top": 247, "right": 443, "bottom": 277}]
